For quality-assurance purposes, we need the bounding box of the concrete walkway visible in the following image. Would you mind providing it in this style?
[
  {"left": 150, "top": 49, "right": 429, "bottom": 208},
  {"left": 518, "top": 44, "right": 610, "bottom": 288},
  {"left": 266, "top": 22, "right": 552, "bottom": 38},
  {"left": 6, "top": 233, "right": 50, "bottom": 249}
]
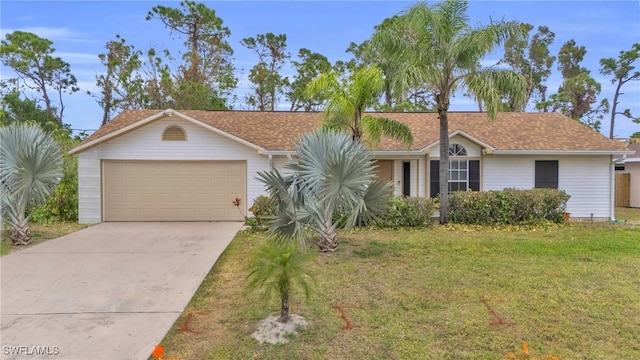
[{"left": 1, "top": 222, "right": 242, "bottom": 360}]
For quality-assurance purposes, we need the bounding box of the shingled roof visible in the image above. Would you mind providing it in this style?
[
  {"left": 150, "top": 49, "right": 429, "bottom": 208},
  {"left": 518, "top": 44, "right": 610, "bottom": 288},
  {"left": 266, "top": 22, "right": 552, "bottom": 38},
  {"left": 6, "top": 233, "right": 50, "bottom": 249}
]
[{"left": 71, "top": 109, "right": 629, "bottom": 155}]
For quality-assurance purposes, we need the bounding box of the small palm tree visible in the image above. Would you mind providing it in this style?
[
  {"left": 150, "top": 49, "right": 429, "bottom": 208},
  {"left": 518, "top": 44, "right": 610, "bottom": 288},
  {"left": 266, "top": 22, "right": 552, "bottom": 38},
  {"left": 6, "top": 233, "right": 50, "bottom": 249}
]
[
  {"left": 246, "top": 240, "right": 315, "bottom": 323},
  {"left": 0, "top": 123, "right": 63, "bottom": 244},
  {"left": 258, "top": 130, "right": 391, "bottom": 252},
  {"left": 307, "top": 65, "right": 413, "bottom": 148}
]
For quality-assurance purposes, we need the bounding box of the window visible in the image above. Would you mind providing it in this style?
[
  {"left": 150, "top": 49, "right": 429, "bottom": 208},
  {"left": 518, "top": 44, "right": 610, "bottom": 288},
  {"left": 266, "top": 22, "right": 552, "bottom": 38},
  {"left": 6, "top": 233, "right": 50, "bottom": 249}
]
[
  {"left": 448, "top": 159, "right": 468, "bottom": 192},
  {"left": 535, "top": 160, "right": 558, "bottom": 188},
  {"left": 449, "top": 144, "right": 467, "bottom": 156},
  {"left": 162, "top": 126, "right": 186, "bottom": 141},
  {"left": 430, "top": 144, "right": 480, "bottom": 197}
]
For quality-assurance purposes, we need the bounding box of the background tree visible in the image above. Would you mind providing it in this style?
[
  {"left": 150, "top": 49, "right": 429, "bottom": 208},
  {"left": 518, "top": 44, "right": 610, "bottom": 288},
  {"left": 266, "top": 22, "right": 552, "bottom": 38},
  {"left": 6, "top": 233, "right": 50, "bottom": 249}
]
[
  {"left": 0, "top": 31, "right": 78, "bottom": 123},
  {"left": 246, "top": 240, "right": 314, "bottom": 323},
  {"left": 93, "top": 35, "right": 143, "bottom": 125},
  {"left": 147, "top": 0, "right": 237, "bottom": 109},
  {"left": 258, "top": 130, "right": 391, "bottom": 252},
  {"left": 241, "top": 33, "right": 289, "bottom": 111},
  {"left": 286, "top": 48, "right": 332, "bottom": 111},
  {"left": 500, "top": 23, "right": 556, "bottom": 111},
  {"left": 600, "top": 43, "right": 640, "bottom": 139},
  {"left": 140, "top": 48, "right": 175, "bottom": 109},
  {"left": 347, "top": 16, "right": 434, "bottom": 111},
  {"left": 307, "top": 66, "right": 413, "bottom": 147},
  {"left": 0, "top": 90, "right": 59, "bottom": 131},
  {"left": 0, "top": 123, "right": 63, "bottom": 244},
  {"left": 373, "top": 0, "right": 526, "bottom": 223},
  {"left": 539, "top": 40, "right": 608, "bottom": 131}
]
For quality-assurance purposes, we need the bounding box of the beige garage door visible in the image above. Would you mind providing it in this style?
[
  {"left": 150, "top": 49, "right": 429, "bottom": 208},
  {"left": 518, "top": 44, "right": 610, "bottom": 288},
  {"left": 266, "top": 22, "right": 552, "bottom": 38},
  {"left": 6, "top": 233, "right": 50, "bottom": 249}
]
[{"left": 103, "top": 160, "right": 246, "bottom": 221}]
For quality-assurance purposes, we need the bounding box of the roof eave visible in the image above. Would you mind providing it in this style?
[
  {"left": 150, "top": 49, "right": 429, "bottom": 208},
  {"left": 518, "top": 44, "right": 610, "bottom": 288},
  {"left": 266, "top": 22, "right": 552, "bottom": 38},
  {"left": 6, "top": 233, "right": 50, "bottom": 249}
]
[
  {"left": 69, "top": 110, "right": 170, "bottom": 155},
  {"left": 421, "top": 130, "right": 496, "bottom": 152},
  {"left": 174, "top": 111, "right": 266, "bottom": 152},
  {"left": 490, "top": 150, "right": 634, "bottom": 156},
  {"left": 259, "top": 150, "right": 297, "bottom": 156},
  {"left": 69, "top": 109, "right": 268, "bottom": 155},
  {"left": 370, "top": 150, "right": 426, "bottom": 156}
]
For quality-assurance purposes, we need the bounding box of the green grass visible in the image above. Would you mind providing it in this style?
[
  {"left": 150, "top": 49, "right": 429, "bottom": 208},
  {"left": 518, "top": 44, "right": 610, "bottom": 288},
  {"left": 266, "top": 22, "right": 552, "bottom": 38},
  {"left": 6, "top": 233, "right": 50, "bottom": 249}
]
[
  {"left": 0, "top": 222, "right": 87, "bottom": 256},
  {"left": 156, "top": 223, "right": 640, "bottom": 360},
  {"left": 616, "top": 207, "right": 640, "bottom": 222}
]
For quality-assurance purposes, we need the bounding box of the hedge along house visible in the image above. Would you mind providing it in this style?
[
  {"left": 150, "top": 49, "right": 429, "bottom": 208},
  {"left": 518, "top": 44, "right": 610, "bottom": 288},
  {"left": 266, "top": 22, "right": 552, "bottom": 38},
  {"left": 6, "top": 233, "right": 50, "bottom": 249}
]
[{"left": 69, "top": 109, "right": 631, "bottom": 224}]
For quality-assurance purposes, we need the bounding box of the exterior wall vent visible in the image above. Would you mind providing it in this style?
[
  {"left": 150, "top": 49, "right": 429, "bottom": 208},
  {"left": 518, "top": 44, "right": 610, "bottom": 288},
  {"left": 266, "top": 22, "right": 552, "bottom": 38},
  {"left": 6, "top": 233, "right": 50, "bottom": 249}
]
[{"left": 162, "top": 126, "right": 186, "bottom": 141}]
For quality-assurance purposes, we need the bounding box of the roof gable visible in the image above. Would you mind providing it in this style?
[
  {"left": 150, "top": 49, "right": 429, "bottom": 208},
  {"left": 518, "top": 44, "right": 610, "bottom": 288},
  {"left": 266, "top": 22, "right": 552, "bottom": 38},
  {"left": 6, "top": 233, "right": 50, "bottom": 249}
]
[{"left": 70, "top": 109, "right": 629, "bottom": 155}]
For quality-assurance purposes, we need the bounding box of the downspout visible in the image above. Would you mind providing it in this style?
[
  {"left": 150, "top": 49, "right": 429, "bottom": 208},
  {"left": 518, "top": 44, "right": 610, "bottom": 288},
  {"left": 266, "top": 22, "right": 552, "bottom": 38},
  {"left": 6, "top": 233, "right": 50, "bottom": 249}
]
[
  {"left": 269, "top": 154, "right": 273, "bottom": 169},
  {"left": 610, "top": 155, "right": 615, "bottom": 222}
]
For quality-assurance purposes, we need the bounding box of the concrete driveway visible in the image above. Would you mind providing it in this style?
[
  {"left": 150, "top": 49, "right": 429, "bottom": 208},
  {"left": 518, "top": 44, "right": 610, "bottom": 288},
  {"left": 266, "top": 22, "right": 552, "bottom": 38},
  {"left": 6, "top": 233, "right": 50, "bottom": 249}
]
[{"left": 1, "top": 222, "right": 242, "bottom": 360}]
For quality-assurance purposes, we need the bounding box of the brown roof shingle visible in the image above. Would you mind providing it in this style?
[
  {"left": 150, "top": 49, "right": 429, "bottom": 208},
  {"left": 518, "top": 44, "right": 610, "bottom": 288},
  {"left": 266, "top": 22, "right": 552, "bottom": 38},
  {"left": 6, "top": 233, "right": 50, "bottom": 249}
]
[{"left": 73, "top": 110, "right": 628, "bottom": 154}]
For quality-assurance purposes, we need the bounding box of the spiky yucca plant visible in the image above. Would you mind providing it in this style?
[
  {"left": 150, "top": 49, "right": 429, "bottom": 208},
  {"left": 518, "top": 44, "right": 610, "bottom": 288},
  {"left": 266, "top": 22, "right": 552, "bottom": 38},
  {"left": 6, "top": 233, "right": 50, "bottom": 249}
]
[{"left": 0, "top": 123, "right": 63, "bottom": 244}]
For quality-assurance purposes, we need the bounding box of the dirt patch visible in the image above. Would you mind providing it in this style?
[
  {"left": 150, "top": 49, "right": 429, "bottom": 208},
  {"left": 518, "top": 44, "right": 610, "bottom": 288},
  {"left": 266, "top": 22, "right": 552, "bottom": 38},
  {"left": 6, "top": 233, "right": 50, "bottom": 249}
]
[{"left": 251, "top": 314, "right": 308, "bottom": 344}]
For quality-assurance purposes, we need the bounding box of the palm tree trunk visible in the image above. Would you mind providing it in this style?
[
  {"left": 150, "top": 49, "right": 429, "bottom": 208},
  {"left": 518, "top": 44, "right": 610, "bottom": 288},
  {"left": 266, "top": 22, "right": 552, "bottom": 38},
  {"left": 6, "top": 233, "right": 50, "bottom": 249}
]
[
  {"left": 10, "top": 223, "right": 32, "bottom": 245},
  {"left": 279, "top": 288, "right": 290, "bottom": 323},
  {"left": 317, "top": 219, "right": 339, "bottom": 252},
  {"left": 437, "top": 95, "right": 450, "bottom": 224}
]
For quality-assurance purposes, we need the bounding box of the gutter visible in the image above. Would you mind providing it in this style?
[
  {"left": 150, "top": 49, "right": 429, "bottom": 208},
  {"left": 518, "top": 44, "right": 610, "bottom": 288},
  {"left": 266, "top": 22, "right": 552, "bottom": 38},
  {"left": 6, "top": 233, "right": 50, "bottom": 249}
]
[
  {"left": 259, "top": 150, "right": 297, "bottom": 156},
  {"left": 259, "top": 150, "right": 425, "bottom": 156},
  {"left": 489, "top": 150, "right": 635, "bottom": 156},
  {"left": 610, "top": 156, "right": 616, "bottom": 222}
]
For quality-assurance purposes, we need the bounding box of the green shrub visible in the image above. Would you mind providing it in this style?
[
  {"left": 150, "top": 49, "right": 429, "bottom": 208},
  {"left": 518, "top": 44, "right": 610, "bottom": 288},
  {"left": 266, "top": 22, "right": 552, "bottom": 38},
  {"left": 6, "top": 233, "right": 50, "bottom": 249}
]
[
  {"left": 448, "top": 188, "right": 570, "bottom": 225},
  {"left": 376, "top": 196, "right": 435, "bottom": 228},
  {"left": 30, "top": 126, "right": 80, "bottom": 223},
  {"left": 248, "top": 195, "right": 278, "bottom": 229}
]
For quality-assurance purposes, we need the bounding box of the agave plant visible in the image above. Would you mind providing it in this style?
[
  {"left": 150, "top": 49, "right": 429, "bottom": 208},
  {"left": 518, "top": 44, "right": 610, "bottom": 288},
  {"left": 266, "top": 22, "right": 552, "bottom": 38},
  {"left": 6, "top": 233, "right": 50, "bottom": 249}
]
[
  {"left": 257, "top": 130, "right": 391, "bottom": 252},
  {"left": 0, "top": 123, "right": 63, "bottom": 244}
]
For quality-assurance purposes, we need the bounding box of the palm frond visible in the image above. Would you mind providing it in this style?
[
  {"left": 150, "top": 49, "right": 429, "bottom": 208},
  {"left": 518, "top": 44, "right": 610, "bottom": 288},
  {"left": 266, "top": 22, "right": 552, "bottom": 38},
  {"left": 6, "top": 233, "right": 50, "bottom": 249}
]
[
  {"left": 245, "top": 240, "right": 315, "bottom": 303},
  {"left": 344, "top": 180, "right": 392, "bottom": 228},
  {"left": 361, "top": 115, "right": 414, "bottom": 148},
  {"left": 463, "top": 68, "right": 527, "bottom": 119},
  {"left": 0, "top": 123, "right": 63, "bottom": 205}
]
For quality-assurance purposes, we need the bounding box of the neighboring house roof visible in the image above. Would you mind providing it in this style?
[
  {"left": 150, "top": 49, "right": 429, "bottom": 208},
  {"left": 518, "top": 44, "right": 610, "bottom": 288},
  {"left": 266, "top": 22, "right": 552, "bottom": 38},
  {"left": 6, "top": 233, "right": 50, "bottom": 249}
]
[
  {"left": 620, "top": 142, "right": 640, "bottom": 163},
  {"left": 70, "top": 109, "right": 630, "bottom": 155}
]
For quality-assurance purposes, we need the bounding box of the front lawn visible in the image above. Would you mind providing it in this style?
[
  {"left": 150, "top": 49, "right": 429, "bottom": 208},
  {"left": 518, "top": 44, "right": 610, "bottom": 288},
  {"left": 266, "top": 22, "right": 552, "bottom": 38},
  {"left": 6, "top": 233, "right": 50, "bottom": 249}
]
[
  {"left": 156, "top": 223, "right": 640, "bottom": 359},
  {"left": 616, "top": 207, "right": 640, "bottom": 222},
  {"left": 0, "top": 222, "right": 87, "bottom": 256}
]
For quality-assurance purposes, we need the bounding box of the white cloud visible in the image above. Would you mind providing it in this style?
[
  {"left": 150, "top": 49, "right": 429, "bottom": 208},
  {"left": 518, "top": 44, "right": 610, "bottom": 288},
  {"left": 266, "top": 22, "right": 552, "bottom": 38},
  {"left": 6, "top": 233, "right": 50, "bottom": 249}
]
[
  {"left": 0, "top": 26, "right": 93, "bottom": 43},
  {"left": 57, "top": 52, "right": 100, "bottom": 65}
]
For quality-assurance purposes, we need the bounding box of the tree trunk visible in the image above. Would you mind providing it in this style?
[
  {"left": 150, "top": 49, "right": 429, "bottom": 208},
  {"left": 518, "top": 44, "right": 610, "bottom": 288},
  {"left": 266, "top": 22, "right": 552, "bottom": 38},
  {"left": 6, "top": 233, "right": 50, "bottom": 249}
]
[
  {"left": 10, "top": 224, "right": 32, "bottom": 245},
  {"left": 609, "top": 78, "right": 622, "bottom": 139},
  {"left": 317, "top": 219, "right": 339, "bottom": 252},
  {"left": 437, "top": 93, "right": 450, "bottom": 224},
  {"left": 279, "top": 288, "right": 290, "bottom": 323}
]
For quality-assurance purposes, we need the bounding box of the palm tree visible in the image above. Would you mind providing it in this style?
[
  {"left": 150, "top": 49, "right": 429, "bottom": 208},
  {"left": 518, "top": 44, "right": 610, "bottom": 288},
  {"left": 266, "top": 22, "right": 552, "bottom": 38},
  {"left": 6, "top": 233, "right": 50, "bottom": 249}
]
[
  {"left": 257, "top": 130, "right": 391, "bottom": 252},
  {"left": 0, "top": 123, "right": 63, "bottom": 244},
  {"left": 246, "top": 240, "right": 315, "bottom": 323},
  {"left": 307, "top": 65, "right": 413, "bottom": 148},
  {"left": 374, "top": 0, "right": 527, "bottom": 223}
]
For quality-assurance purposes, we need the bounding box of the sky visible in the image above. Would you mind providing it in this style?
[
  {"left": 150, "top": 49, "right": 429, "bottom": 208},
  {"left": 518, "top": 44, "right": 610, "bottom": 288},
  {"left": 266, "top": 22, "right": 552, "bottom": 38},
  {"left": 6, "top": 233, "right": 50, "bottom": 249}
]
[{"left": 1, "top": 0, "right": 639, "bottom": 138}]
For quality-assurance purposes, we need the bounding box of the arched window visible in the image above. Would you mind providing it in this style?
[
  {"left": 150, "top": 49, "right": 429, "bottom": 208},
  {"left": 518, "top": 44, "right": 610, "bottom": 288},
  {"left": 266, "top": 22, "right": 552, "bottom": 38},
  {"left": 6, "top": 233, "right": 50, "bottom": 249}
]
[
  {"left": 429, "top": 143, "right": 479, "bottom": 197},
  {"left": 449, "top": 144, "right": 467, "bottom": 156},
  {"left": 162, "top": 126, "right": 186, "bottom": 141}
]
